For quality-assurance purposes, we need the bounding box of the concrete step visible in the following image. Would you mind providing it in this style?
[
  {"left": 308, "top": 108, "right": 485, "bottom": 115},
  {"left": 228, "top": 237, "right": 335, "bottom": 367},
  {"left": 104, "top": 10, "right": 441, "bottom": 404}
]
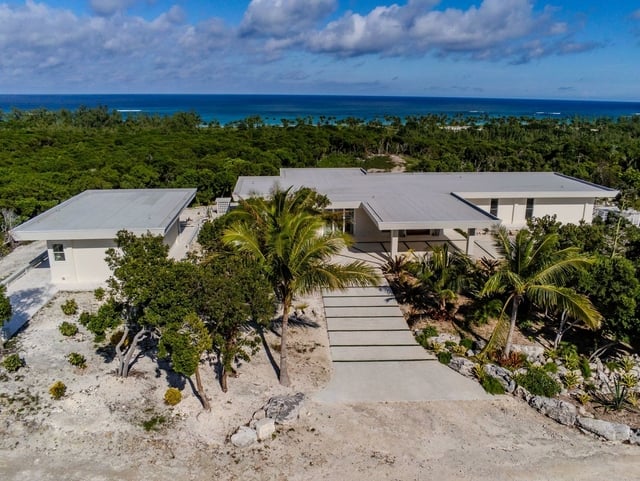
[
  {"left": 326, "top": 317, "right": 408, "bottom": 331},
  {"left": 329, "top": 330, "right": 417, "bottom": 346},
  {"left": 323, "top": 286, "right": 393, "bottom": 297},
  {"left": 324, "top": 306, "right": 402, "bottom": 318},
  {"left": 323, "top": 296, "right": 398, "bottom": 308},
  {"left": 330, "top": 345, "right": 435, "bottom": 362}
]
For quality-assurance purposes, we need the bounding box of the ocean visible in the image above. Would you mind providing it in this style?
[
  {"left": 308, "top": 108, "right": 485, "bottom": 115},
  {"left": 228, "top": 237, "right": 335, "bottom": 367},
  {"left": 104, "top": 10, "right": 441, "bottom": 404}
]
[{"left": 0, "top": 94, "right": 639, "bottom": 125}]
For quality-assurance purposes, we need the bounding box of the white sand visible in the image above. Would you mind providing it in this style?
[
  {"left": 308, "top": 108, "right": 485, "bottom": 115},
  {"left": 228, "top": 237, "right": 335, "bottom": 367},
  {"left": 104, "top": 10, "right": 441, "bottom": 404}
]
[{"left": 1, "top": 291, "right": 639, "bottom": 481}]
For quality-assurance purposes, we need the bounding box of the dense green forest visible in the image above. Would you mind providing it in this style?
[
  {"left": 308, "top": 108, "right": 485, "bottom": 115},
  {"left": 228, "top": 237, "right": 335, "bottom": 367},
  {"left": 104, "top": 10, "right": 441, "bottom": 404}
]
[{"left": 1, "top": 107, "right": 639, "bottom": 223}]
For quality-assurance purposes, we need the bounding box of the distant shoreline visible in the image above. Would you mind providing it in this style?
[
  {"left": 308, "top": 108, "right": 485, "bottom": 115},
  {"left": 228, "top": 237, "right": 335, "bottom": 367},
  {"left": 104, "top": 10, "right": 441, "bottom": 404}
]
[{"left": 1, "top": 94, "right": 639, "bottom": 125}]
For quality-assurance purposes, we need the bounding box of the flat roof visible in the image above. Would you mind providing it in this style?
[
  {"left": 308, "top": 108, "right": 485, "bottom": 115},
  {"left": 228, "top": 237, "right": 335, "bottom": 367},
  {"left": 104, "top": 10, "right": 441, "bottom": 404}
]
[
  {"left": 11, "top": 188, "right": 197, "bottom": 241},
  {"left": 233, "top": 169, "right": 618, "bottom": 230}
]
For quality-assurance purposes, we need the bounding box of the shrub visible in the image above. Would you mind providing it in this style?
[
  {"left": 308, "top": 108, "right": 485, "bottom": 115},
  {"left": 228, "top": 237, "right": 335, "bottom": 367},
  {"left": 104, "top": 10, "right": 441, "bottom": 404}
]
[
  {"left": 61, "top": 299, "right": 78, "bottom": 316},
  {"left": 459, "top": 338, "right": 474, "bottom": 350},
  {"left": 543, "top": 362, "right": 558, "bottom": 374},
  {"left": 67, "top": 352, "right": 87, "bottom": 369},
  {"left": 562, "top": 371, "right": 581, "bottom": 390},
  {"left": 437, "top": 351, "right": 452, "bottom": 365},
  {"left": 579, "top": 356, "right": 592, "bottom": 379},
  {"left": 79, "top": 300, "right": 121, "bottom": 340},
  {"left": 164, "top": 387, "right": 182, "bottom": 406},
  {"left": 497, "top": 351, "right": 527, "bottom": 370},
  {"left": 515, "top": 367, "right": 561, "bottom": 397},
  {"left": 49, "top": 381, "right": 67, "bottom": 399},
  {"left": 142, "top": 415, "right": 167, "bottom": 431},
  {"left": 58, "top": 321, "right": 78, "bottom": 337},
  {"left": 2, "top": 353, "right": 25, "bottom": 372},
  {"left": 481, "top": 376, "right": 505, "bottom": 395},
  {"left": 415, "top": 325, "right": 438, "bottom": 347},
  {"left": 93, "top": 287, "right": 105, "bottom": 301}
]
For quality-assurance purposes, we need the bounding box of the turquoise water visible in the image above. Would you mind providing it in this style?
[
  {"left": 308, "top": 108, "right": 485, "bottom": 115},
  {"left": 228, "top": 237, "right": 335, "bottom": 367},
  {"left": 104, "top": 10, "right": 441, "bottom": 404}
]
[{"left": 1, "top": 94, "right": 639, "bottom": 124}]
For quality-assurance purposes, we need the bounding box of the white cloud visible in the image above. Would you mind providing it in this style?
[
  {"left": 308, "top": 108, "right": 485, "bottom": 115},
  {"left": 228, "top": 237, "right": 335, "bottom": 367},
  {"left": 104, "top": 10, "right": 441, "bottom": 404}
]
[
  {"left": 240, "top": 0, "right": 336, "bottom": 37},
  {"left": 90, "top": 0, "right": 136, "bottom": 17}
]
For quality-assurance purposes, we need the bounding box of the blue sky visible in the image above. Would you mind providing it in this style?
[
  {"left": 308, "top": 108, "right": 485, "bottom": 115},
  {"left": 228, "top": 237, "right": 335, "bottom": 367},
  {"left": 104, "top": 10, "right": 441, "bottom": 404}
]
[{"left": 1, "top": 1, "right": 639, "bottom": 99}]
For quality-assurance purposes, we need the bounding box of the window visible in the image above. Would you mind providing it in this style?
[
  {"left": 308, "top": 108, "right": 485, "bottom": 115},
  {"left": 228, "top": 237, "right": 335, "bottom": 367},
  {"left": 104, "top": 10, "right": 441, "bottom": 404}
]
[
  {"left": 326, "top": 209, "right": 355, "bottom": 235},
  {"left": 490, "top": 198, "right": 499, "bottom": 217},
  {"left": 52, "top": 243, "right": 65, "bottom": 261},
  {"left": 428, "top": 229, "right": 441, "bottom": 237},
  {"left": 525, "top": 198, "right": 535, "bottom": 220}
]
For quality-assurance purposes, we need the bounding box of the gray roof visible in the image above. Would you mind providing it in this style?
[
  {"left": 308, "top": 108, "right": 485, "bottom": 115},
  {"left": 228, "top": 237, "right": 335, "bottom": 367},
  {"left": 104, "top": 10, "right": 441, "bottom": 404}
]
[
  {"left": 233, "top": 169, "right": 617, "bottom": 231},
  {"left": 11, "top": 189, "right": 196, "bottom": 241}
]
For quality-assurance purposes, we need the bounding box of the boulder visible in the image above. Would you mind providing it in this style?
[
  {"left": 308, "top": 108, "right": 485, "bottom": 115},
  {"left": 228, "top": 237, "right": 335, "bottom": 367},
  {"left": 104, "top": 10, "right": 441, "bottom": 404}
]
[
  {"left": 449, "top": 356, "right": 477, "bottom": 378},
  {"left": 231, "top": 426, "right": 257, "bottom": 448},
  {"left": 529, "top": 396, "right": 577, "bottom": 426},
  {"left": 483, "top": 363, "right": 516, "bottom": 393},
  {"left": 264, "top": 392, "right": 305, "bottom": 425},
  {"left": 428, "top": 333, "right": 460, "bottom": 345},
  {"left": 255, "top": 418, "right": 276, "bottom": 441},
  {"left": 629, "top": 429, "right": 640, "bottom": 446},
  {"left": 514, "top": 385, "right": 532, "bottom": 402},
  {"left": 576, "top": 417, "right": 631, "bottom": 442},
  {"left": 512, "top": 344, "right": 545, "bottom": 363}
]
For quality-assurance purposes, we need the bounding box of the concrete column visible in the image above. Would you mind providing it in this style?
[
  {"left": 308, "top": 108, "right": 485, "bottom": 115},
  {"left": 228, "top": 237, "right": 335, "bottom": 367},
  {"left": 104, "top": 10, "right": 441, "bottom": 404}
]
[
  {"left": 390, "top": 230, "right": 399, "bottom": 257},
  {"left": 465, "top": 228, "right": 476, "bottom": 256}
]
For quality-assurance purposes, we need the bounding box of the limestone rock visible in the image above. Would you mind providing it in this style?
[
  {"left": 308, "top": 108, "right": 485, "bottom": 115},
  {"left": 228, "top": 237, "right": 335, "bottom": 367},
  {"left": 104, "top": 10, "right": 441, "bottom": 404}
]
[
  {"left": 449, "top": 356, "right": 476, "bottom": 378},
  {"left": 231, "top": 426, "right": 257, "bottom": 448},
  {"left": 512, "top": 344, "right": 545, "bottom": 363},
  {"left": 514, "top": 385, "right": 532, "bottom": 402},
  {"left": 428, "top": 333, "right": 460, "bottom": 345},
  {"left": 577, "top": 417, "right": 631, "bottom": 442},
  {"left": 483, "top": 363, "right": 516, "bottom": 393},
  {"left": 529, "top": 396, "right": 577, "bottom": 426},
  {"left": 255, "top": 418, "right": 276, "bottom": 441},
  {"left": 629, "top": 429, "right": 640, "bottom": 445},
  {"left": 264, "top": 392, "right": 305, "bottom": 425}
]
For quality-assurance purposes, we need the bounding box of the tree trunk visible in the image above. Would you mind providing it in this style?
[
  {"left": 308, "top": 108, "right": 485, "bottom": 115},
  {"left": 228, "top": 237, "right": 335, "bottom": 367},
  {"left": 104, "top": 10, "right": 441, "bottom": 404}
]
[
  {"left": 504, "top": 296, "right": 521, "bottom": 357},
  {"left": 194, "top": 365, "right": 211, "bottom": 411},
  {"left": 554, "top": 310, "right": 568, "bottom": 349},
  {"left": 114, "top": 324, "right": 129, "bottom": 377},
  {"left": 279, "top": 299, "right": 291, "bottom": 387},
  {"left": 116, "top": 327, "right": 147, "bottom": 377}
]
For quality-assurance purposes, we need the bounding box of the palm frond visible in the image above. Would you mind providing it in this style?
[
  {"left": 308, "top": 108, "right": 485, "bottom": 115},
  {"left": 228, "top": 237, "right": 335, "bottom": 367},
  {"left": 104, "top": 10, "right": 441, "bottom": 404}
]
[
  {"left": 527, "top": 284, "right": 602, "bottom": 330},
  {"left": 482, "top": 295, "right": 513, "bottom": 355}
]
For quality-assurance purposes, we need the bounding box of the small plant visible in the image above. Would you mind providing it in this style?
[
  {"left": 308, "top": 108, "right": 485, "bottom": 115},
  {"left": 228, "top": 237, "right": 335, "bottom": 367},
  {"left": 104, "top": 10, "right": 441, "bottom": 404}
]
[
  {"left": 473, "top": 363, "right": 485, "bottom": 381},
  {"left": 562, "top": 352, "right": 580, "bottom": 371},
  {"left": 67, "top": 352, "right": 87, "bottom": 369},
  {"left": 444, "top": 340, "right": 457, "bottom": 350},
  {"left": 562, "top": 371, "right": 581, "bottom": 390},
  {"left": 2, "top": 353, "right": 25, "bottom": 373},
  {"left": 515, "top": 367, "right": 561, "bottom": 397},
  {"left": 618, "top": 356, "right": 636, "bottom": 374},
  {"left": 459, "top": 338, "right": 474, "bottom": 351},
  {"left": 579, "top": 356, "right": 592, "bottom": 379},
  {"left": 543, "top": 362, "right": 558, "bottom": 374},
  {"left": 142, "top": 414, "right": 167, "bottom": 431},
  {"left": 497, "top": 351, "right": 527, "bottom": 370},
  {"left": 481, "top": 375, "right": 505, "bottom": 395},
  {"left": 164, "top": 387, "right": 182, "bottom": 406},
  {"left": 93, "top": 287, "right": 105, "bottom": 301},
  {"left": 619, "top": 372, "right": 638, "bottom": 389},
  {"left": 627, "top": 391, "right": 639, "bottom": 408},
  {"left": 437, "top": 351, "right": 452, "bottom": 365},
  {"left": 49, "top": 381, "right": 67, "bottom": 399},
  {"left": 415, "top": 325, "right": 438, "bottom": 348},
  {"left": 58, "top": 321, "right": 78, "bottom": 337},
  {"left": 591, "top": 379, "right": 629, "bottom": 412},
  {"left": 61, "top": 299, "right": 78, "bottom": 316},
  {"left": 576, "top": 392, "right": 591, "bottom": 405},
  {"left": 429, "top": 341, "right": 444, "bottom": 353}
]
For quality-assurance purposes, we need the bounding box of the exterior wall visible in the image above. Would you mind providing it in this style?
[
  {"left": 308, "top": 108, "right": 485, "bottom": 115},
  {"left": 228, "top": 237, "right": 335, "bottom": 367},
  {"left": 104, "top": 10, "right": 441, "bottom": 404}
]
[
  {"left": 465, "top": 197, "right": 595, "bottom": 228},
  {"left": 354, "top": 207, "right": 387, "bottom": 242},
  {"left": 164, "top": 218, "right": 180, "bottom": 248},
  {"left": 47, "top": 239, "right": 115, "bottom": 287}
]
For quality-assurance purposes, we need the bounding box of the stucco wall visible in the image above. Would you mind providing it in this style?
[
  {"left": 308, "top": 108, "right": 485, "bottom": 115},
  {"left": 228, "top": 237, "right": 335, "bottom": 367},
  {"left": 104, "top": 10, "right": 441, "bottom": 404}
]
[
  {"left": 47, "top": 239, "right": 115, "bottom": 286},
  {"left": 354, "top": 207, "right": 387, "bottom": 242}
]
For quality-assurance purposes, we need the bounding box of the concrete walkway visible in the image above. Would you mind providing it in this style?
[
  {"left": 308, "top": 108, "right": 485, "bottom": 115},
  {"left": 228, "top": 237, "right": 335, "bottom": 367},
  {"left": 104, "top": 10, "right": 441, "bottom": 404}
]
[{"left": 315, "top": 283, "right": 489, "bottom": 402}]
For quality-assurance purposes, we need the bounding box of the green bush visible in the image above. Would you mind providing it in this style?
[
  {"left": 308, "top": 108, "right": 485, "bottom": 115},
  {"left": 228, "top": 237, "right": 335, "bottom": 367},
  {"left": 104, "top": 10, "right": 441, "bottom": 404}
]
[
  {"left": 93, "top": 287, "right": 105, "bottom": 301},
  {"left": 67, "top": 352, "right": 87, "bottom": 369},
  {"left": 61, "top": 299, "right": 78, "bottom": 316},
  {"left": 49, "top": 381, "right": 67, "bottom": 399},
  {"left": 58, "top": 321, "right": 78, "bottom": 337},
  {"left": 543, "top": 362, "right": 558, "bottom": 374},
  {"left": 437, "top": 351, "right": 452, "bottom": 365},
  {"left": 579, "top": 356, "right": 592, "bottom": 379},
  {"left": 164, "top": 388, "right": 182, "bottom": 406},
  {"left": 415, "top": 325, "right": 438, "bottom": 347},
  {"left": 459, "top": 338, "right": 474, "bottom": 350},
  {"left": 481, "top": 375, "right": 505, "bottom": 395},
  {"left": 2, "top": 353, "right": 25, "bottom": 372},
  {"left": 515, "top": 367, "right": 561, "bottom": 397},
  {"left": 80, "top": 300, "right": 122, "bottom": 340}
]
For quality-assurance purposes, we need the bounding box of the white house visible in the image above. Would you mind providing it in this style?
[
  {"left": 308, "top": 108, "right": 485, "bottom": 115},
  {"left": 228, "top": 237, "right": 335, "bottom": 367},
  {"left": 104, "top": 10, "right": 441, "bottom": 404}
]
[
  {"left": 10, "top": 188, "right": 196, "bottom": 289},
  {"left": 233, "top": 169, "right": 618, "bottom": 257}
]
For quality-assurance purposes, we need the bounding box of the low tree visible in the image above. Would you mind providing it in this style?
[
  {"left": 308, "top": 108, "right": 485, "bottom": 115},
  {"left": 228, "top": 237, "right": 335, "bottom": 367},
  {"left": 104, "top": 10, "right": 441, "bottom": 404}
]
[
  {"left": 198, "top": 255, "right": 273, "bottom": 392},
  {"left": 159, "top": 312, "right": 212, "bottom": 410},
  {"left": 481, "top": 227, "right": 602, "bottom": 356},
  {"left": 0, "top": 285, "right": 11, "bottom": 325},
  {"left": 223, "top": 187, "right": 379, "bottom": 386}
]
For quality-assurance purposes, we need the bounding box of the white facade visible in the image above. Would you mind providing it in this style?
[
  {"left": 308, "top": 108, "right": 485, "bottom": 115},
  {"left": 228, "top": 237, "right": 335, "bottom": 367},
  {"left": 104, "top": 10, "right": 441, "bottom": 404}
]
[{"left": 11, "top": 189, "right": 196, "bottom": 290}]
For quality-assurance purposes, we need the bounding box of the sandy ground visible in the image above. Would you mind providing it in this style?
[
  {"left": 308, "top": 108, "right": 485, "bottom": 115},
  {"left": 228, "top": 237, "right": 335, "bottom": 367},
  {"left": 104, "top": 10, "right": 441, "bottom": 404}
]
[{"left": 1, "top": 291, "right": 639, "bottom": 481}]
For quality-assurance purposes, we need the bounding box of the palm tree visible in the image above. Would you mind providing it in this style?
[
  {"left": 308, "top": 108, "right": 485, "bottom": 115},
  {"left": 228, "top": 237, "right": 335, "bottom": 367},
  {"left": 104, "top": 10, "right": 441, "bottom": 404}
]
[
  {"left": 223, "top": 187, "right": 379, "bottom": 386},
  {"left": 481, "top": 227, "right": 602, "bottom": 357}
]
